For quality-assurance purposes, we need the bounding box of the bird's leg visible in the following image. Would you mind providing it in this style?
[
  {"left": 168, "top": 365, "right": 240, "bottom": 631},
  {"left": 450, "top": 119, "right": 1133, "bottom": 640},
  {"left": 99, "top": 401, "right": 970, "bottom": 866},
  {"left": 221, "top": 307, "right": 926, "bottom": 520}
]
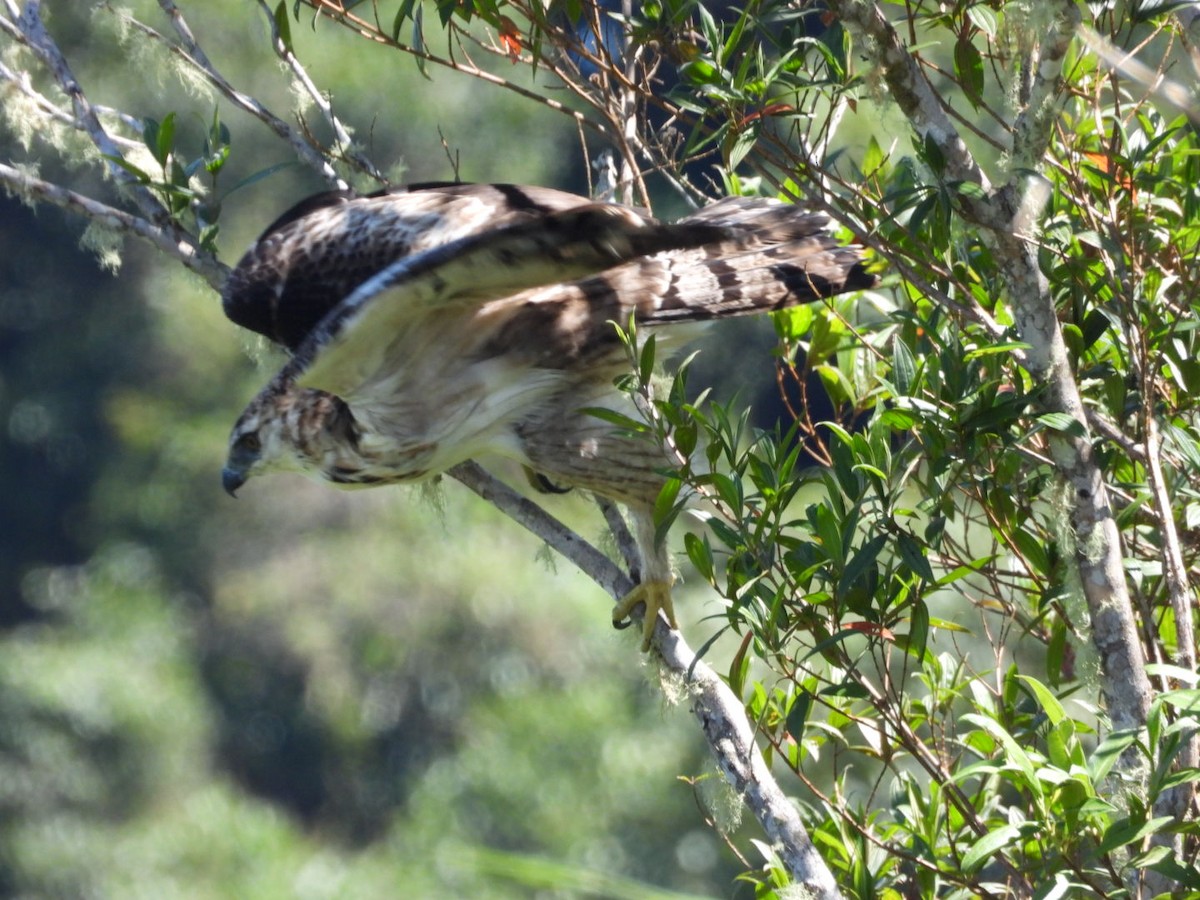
[
  {"left": 612, "top": 579, "right": 677, "bottom": 651},
  {"left": 610, "top": 504, "right": 678, "bottom": 651}
]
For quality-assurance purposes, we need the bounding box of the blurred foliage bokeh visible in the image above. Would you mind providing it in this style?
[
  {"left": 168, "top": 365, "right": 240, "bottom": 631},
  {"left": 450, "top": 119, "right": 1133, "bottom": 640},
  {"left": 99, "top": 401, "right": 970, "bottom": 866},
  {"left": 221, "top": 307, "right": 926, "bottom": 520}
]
[{"left": 0, "top": 3, "right": 757, "bottom": 896}]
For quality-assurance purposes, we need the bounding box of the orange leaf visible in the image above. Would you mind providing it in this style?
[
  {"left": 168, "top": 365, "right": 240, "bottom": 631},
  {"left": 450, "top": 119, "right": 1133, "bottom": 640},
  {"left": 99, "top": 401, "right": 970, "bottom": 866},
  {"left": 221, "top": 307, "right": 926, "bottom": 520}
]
[
  {"left": 1082, "top": 150, "right": 1136, "bottom": 199},
  {"left": 738, "top": 103, "right": 795, "bottom": 127},
  {"left": 499, "top": 16, "right": 522, "bottom": 63},
  {"left": 844, "top": 621, "right": 896, "bottom": 641}
]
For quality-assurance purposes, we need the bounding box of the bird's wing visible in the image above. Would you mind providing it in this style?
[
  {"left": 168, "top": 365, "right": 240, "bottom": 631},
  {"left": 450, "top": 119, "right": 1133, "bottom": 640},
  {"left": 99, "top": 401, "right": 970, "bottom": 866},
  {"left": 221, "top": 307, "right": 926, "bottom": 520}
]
[
  {"left": 222, "top": 183, "right": 602, "bottom": 351},
  {"left": 466, "top": 204, "right": 875, "bottom": 371},
  {"left": 288, "top": 204, "right": 740, "bottom": 397}
]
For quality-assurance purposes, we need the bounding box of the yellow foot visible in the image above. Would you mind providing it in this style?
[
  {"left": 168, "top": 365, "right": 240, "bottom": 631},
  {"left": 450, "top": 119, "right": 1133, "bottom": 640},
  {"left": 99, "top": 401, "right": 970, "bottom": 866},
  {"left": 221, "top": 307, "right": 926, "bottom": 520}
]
[{"left": 612, "top": 580, "right": 678, "bottom": 651}]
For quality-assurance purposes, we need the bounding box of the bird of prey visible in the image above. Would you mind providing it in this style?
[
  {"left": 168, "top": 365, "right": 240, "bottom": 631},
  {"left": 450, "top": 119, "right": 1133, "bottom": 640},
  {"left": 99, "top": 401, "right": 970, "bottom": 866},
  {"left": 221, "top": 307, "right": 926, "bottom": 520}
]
[{"left": 221, "top": 182, "right": 874, "bottom": 649}]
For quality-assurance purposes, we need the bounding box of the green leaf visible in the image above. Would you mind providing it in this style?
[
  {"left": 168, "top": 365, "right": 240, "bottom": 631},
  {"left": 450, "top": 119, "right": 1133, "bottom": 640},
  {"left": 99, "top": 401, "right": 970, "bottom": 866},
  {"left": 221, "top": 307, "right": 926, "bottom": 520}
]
[
  {"left": 392, "top": 0, "right": 419, "bottom": 38},
  {"left": 961, "top": 824, "right": 1020, "bottom": 874},
  {"left": 967, "top": 6, "right": 998, "bottom": 37},
  {"left": 892, "top": 337, "right": 916, "bottom": 394},
  {"left": 141, "top": 118, "right": 162, "bottom": 165},
  {"left": 156, "top": 112, "right": 176, "bottom": 168},
  {"left": 1082, "top": 308, "right": 1111, "bottom": 349},
  {"left": 963, "top": 341, "right": 1031, "bottom": 360},
  {"left": 1036, "top": 412, "right": 1086, "bottom": 437},
  {"left": 274, "top": 0, "right": 293, "bottom": 53},
  {"left": 1010, "top": 527, "right": 1049, "bottom": 576},
  {"left": 579, "top": 407, "right": 649, "bottom": 433},
  {"left": 652, "top": 478, "right": 683, "bottom": 539},
  {"left": 896, "top": 532, "right": 935, "bottom": 582},
  {"left": 922, "top": 131, "right": 946, "bottom": 175},
  {"left": 638, "top": 334, "right": 657, "bottom": 386},
  {"left": 785, "top": 691, "right": 812, "bottom": 742},
  {"left": 954, "top": 36, "right": 984, "bottom": 105},
  {"left": 222, "top": 161, "right": 295, "bottom": 199},
  {"left": 903, "top": 598, "right": 930, "bottom": 660},
  {"left": 1016, "top": 674, "right": 1066, "bottom": 726},
  {"left": 683, "top": 532, "right": 714, "bottom": 584},
  {"left": 960, "top": 713, "right": 1039, "bottom": 788},
  {"left": 1089, "top": 729, "right": 1141, "bottom": 783},
  {"left": 862, "top": 136, "right": 885, "bottom": 177},
  {"left": 773, "top": 303, "right": 813, "bottom": 340},
  {"left": 412, "top": 5, "right": 432, "bottom": 81},
  {"left": 1098, "top": 815, "right": 1175, "bottom": 855},
  {"left": 102, "top": 154, "right": 152, "bottom": 184},
  {"left": 839, "top": 533, "right": 886, "bottom": 594}
]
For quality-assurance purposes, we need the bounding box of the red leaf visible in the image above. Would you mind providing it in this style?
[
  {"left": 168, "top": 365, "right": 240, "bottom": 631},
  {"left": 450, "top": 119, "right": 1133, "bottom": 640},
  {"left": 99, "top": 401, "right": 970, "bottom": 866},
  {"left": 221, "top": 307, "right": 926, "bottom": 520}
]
[
  {"left": 499, "top": 16, "right": 522, "bottom": 63},
  {"left": 845, "top": 621, "right": 895, "bottom": 642}
]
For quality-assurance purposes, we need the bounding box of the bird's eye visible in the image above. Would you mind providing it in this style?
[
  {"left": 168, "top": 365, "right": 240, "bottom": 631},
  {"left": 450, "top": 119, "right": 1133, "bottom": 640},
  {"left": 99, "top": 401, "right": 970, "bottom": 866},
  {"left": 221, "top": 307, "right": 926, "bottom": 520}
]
[{"left": 238, "top": 433, "right": 262, "bottom": 453}]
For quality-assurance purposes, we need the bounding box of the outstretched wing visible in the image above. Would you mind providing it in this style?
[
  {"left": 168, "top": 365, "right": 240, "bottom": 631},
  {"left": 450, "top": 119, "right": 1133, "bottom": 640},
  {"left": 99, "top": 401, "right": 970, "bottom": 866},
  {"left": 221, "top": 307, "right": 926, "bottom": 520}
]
[
  {"left": 222, "top": 183, "right": 603, "bottom": 351},
  {"left": 289, "top": 204, "right": 752, "bottom": 397},
  {"left": 463, "top": 199, "right": 876, "bottom": 370},
  {"left": 224, "top": 184, "right": 874, "bottom": 413}
]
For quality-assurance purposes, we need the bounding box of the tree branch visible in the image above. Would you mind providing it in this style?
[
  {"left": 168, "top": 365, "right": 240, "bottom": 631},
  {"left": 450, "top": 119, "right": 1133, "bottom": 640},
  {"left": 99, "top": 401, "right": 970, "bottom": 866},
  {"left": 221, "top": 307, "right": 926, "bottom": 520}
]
[
  {"left": 448, "top": 461, "right": 842, "bottom": 896},
  {"left": 18, "top": 0, "right": 170, "bottom": 223},
  {"left": 0, "top": 161, "right": 228, "bottom": 289},
  {"left": 252, "top": 0, "right": 386, "bottom": 184},
  {"left": 101, "top": 1, "right": 349, "bottom": 190}
]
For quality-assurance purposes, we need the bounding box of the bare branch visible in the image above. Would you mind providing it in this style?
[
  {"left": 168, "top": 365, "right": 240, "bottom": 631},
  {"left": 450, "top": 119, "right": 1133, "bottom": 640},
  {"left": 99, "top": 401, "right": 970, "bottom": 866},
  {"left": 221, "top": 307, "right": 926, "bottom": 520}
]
[
  {"left": 95, "top": 1, "right": 348, "bottom": 189},
  {"left": 448, "top": 461, "right": 841, "bottom": 894},
  {"left": 253, "top": 0, "right": 386, "bottom": 184},
  {"left": 660, "top": 629, "right": 845, "bottom": 900},
  {"left": 0, "top": 161, "right": 228, "bottom": 288},
  {"left": 18, "top": 1, "right": 169, "bottom": 223}
]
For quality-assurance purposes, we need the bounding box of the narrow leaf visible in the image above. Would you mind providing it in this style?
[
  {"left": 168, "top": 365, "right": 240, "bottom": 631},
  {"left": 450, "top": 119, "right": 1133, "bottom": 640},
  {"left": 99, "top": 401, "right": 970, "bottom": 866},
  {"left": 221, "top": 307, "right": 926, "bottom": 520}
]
[
  {"left": 962, "top": 824, "right": 1020, "bottom": 873},
  {"left": 274, "top": 0, "right": 293, "bottom": 53}
]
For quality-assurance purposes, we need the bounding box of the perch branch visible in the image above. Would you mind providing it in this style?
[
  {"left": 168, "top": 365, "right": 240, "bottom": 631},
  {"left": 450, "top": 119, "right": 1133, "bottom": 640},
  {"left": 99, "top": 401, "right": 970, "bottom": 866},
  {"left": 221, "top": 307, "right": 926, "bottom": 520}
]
[{"left": 448, "top": 461, "right": 842, "bottom": 897}]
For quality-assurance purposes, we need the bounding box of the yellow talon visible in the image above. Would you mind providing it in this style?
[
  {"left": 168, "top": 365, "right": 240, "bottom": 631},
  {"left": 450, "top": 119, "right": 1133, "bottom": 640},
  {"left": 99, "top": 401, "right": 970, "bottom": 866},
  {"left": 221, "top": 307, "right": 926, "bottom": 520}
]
[{"left": 612, "top": 580, "right": 677, "bottom": 651}]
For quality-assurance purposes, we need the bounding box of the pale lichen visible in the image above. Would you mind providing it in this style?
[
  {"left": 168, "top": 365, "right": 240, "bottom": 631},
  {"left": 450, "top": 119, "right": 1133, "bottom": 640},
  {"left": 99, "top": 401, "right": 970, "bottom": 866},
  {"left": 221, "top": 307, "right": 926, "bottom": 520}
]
[
  {"left": 698, "top": 767, "right": 744, "bottom": 834},
  {"left": 79, "top": 220, "right": 124, "bottom": 274}
]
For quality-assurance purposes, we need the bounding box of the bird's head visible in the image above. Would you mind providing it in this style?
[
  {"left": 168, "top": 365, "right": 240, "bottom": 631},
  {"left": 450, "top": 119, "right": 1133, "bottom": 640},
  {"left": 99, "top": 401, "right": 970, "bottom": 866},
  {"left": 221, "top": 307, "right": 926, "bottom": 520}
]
[
  {"left": 222, "top": 403, "right": 292, "bottom": 496},
  {"left": 221, "top": 383, "right": 356, "bottom": 496}
]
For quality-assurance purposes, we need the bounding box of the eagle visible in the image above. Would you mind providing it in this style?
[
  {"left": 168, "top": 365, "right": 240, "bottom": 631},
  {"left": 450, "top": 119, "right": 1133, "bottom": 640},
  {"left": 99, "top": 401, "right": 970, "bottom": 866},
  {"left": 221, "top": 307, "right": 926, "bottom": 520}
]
[{"left": 220, "top": 182, "right": 874, "bottom": 649}]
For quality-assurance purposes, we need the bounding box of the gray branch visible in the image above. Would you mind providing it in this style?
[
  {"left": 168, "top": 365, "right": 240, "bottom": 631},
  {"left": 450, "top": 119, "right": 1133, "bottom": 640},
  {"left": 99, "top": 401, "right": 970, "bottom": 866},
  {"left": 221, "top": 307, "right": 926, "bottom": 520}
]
[
  {"left": 252, "top": 0, "right": 385, "bottom": 184},
  {"left": 18, "top": 1, "right": 171, "bottom": 224},
  {"left": 111, "top": 1, "right": 349, "bottom": 189},
  {"left": 0, "top": 161, "right": 228, "bottom": 289},
  {"left": 826, "top": 0, "right": 1155, "bottom": 750},
  {"left": 449, "top": 461, "right": 843, "bottom": 897}
]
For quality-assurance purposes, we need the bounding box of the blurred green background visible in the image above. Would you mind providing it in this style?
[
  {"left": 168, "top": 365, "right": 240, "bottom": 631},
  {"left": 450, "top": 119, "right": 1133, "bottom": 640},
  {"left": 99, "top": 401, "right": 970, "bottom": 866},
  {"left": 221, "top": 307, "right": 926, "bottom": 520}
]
[{"left": 0, "top": 3, "right": 770, "bottom": 897}]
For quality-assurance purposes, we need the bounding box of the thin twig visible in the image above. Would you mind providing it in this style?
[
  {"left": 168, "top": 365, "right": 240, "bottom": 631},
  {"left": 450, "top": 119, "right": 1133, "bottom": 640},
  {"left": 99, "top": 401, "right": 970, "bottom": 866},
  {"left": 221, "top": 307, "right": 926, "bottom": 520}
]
[
  {"left": 18, "top": 1, "right": 169, "bottom": 224},
  {"left": 253, "top": 0, "right": 385, "bottom": 183},
  {"left": 99, "top": 1, "right": 347, "bottom": 189},
  {"left": 0, "top": 161, "right": 228, "bottom": 288}
]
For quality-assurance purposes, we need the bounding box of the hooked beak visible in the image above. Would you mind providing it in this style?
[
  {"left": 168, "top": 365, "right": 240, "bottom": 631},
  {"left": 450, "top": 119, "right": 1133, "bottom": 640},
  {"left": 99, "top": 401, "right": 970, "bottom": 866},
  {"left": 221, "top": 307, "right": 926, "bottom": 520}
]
[{"left": 222, "top": 466, "right": 247, "bottom": 497}]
